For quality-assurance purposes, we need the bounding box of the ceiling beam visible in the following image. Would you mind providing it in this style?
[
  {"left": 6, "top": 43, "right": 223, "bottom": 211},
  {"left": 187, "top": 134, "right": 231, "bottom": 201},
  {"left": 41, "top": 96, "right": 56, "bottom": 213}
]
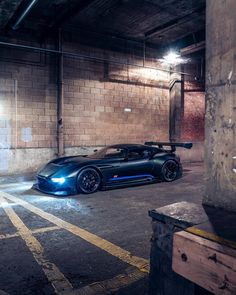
[
  {"left": 145, "top": 5, "right": 205, "bottom": 40},
  {"left": 49, "top": 0, "right": 98, "bottom": 30},
  {"left": 180, "top": 41, "right": 205, "bottom": 56}
]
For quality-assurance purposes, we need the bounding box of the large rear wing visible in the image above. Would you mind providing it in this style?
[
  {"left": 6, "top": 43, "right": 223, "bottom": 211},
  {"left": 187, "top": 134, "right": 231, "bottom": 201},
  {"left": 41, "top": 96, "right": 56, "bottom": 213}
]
[{"left": 145, "top": 141, "right": 192, "bottom": 152}]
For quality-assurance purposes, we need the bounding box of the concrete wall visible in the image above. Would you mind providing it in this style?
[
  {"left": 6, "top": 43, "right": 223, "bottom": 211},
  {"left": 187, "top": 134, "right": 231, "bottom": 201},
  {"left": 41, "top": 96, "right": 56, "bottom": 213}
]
[{"left": 203, "top": 0, "right": 236, "bottom": 211}]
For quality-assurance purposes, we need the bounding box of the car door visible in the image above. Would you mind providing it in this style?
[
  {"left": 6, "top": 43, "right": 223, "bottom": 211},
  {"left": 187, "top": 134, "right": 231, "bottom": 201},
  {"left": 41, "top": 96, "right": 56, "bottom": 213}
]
[
  {"left": 97, "top": 147, "right": 128, "bottom": 182},
  {"left": 112, "top": 148, "right": 155, "bottom": 183}
]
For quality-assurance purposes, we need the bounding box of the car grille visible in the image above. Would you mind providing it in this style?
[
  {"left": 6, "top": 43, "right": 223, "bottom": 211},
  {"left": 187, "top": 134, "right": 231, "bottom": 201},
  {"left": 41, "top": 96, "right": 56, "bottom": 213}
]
[{"left": 37, "top": 176, "right": 54, "bottom": 191}]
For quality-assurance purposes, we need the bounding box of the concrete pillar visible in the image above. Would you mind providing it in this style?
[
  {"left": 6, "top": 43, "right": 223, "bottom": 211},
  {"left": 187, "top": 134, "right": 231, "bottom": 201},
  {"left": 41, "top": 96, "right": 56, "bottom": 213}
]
[
  {"left": 204, "top": 0, "right": 236, "bottom": 210},
  {"left": 169, "top": 67, "right": 184, "bottom": 142}
]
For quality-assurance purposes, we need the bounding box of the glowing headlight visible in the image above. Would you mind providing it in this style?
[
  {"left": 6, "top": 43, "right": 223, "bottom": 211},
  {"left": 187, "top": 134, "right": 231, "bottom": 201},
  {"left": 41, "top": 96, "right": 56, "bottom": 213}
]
[{"left": 51, "top": 177, "right": 65, "bottom": 184}]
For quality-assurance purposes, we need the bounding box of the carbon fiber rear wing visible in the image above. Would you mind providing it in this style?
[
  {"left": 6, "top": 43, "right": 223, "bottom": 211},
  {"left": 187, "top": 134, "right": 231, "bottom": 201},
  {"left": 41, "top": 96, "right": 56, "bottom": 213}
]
[{"left": 145, "top": 141, "right": 193, "bottom": 152}]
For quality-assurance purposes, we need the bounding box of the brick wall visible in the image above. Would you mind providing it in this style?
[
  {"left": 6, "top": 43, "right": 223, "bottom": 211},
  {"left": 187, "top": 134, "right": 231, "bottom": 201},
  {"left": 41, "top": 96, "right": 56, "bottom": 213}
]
[
  {"left": 0, "top": 40, "right": 170, "bottom": 172},
  {"left": 181, "top": 92, "right": 205, "bottom": 141},
  {"left": 0, "top": 47, "right": 57, "bottom": 150},
  {"left": 63, "top": 49, "right": 170, "bottom": 146},
  {"left": 0, "top": 38, "right": 207, "bottom": 172},
  {"left": 181, "top": 63, "right": 205, "bottom": 142}
]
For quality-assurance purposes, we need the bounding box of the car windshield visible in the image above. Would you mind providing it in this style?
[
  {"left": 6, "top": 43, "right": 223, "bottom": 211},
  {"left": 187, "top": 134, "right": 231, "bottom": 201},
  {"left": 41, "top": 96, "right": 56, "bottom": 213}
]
[{"left": 88, "top": 147, "right": 126, "bottom": 159}]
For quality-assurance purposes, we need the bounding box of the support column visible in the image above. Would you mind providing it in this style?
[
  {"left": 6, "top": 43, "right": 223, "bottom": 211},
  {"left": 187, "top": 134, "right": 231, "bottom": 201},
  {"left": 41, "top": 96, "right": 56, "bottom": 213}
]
[
  {"left": 203, "top": 0, "right": 236, "bottom": 210},
  {"left": 169, "top": 66, "right": 184, "bottom": 142}
]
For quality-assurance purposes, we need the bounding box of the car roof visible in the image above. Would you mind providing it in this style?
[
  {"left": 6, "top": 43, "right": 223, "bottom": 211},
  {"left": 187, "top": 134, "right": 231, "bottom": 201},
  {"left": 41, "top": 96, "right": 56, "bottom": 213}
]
[{"left": 110, "top": 143, "right": 152, "bottom": 150}]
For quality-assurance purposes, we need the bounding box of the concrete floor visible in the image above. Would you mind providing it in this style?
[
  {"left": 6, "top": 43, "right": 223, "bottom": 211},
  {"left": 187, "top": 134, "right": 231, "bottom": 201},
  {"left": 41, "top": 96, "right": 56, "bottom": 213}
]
[{"left": 0, "top": 163, "right": 204, "bottom": 295}]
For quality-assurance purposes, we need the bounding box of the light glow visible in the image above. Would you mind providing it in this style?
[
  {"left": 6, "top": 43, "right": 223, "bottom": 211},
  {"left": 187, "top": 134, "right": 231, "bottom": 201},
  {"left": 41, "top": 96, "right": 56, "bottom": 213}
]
[
  {"left": 0, "top": 202, "right": 18, "bottom": 209},
  {"left": 159, "top": 51, "right": 189, "bottom": 66},
  {"left": 51, "top": 177, "right": 65, "bottom": 184}
]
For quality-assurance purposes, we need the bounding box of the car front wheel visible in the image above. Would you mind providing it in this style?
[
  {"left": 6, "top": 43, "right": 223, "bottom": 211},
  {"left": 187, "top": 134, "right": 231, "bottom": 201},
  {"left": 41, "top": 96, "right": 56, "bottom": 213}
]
[
  {"left": 161, "top": 160, "right": 179, "bottom": 182},
  {"left": 77, "top": 168, "right": 101, "bottom": 194}
]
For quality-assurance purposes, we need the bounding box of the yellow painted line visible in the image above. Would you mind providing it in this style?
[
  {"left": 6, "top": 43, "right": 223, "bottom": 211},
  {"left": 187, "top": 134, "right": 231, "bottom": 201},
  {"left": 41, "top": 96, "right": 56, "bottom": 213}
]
[
  {"left": 31, "top": 225, "right": 61, "bottom": 235},
  {"left": 0, "top": 181, "right": 33, "bottom": 189},
  {"left": 0, "top": 196, "right": 73, "bottom": 295},
  {"left": 66, "top": 267, "right": 147, "bottom": 295},
  {"left": 0, "top": 226, "right": 60, "bottom": 240},
  {"left": 1, "top": 191, "right": 149, "bottom": 273},
  {"left": 0, "top": 232, "right": 19, "bottom": 240},
  {"left": 186, "top": 226, "right": 236, "bottom": 250}
]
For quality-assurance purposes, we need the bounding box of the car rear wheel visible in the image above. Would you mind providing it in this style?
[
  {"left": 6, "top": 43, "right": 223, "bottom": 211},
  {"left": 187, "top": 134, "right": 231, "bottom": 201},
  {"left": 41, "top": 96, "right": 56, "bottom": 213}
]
[
  {"left": 161, "top": 160, "right": 179, "bottom": 182},
  {"left": 77, "top": 168, "right": 101, "bottom": 194}
]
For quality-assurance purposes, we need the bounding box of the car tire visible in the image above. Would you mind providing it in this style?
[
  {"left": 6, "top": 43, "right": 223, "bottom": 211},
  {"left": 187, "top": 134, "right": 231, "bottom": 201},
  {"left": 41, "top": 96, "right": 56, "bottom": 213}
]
[
  {"left": 77, "top": 168, "right": 101, "bottom": 194},
  {"left": 161, "top": 160, "right": 179, "bottom": 182}
]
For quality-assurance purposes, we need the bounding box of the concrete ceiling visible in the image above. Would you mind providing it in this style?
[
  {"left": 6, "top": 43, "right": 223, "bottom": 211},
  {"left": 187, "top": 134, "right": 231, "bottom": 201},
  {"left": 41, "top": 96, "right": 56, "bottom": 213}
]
[{"left": 0, "top": 0, "right": 205, "bottom": 49}]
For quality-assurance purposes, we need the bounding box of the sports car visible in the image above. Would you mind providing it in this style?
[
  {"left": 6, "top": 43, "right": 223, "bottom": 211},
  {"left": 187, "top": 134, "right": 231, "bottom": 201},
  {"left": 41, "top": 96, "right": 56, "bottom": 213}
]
[{"left": 33, "top": 142, "right": 192, "bottom": 195}]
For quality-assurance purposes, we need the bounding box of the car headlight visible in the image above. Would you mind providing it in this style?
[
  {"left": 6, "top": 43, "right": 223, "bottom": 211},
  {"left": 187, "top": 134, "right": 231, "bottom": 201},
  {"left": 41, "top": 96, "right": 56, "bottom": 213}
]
[{"left": 51, "top": 177, "right": 65, "bottom": 184}]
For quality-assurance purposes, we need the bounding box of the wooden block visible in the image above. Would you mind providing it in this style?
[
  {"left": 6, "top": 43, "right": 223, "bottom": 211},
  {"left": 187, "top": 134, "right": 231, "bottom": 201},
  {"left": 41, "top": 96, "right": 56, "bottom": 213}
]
[{"left": 172, "top": 231, "right": 236, "bottom": 295}]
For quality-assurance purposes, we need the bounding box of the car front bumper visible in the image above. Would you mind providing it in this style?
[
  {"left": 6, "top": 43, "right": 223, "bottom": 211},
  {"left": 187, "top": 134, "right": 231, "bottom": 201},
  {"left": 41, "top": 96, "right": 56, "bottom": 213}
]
[{"left": 33, "top": 176, "right": 77, "bottom": 196}]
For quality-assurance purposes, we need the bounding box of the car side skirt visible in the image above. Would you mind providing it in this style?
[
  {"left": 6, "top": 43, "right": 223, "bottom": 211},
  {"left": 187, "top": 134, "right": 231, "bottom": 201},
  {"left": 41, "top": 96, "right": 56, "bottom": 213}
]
[{"left": 104, "top": 174, "right": 159, "bottom": 188}]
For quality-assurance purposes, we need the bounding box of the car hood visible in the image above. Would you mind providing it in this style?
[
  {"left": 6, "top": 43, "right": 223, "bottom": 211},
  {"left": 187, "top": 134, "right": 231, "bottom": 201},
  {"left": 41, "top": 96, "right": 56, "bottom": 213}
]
[
  {"left": 52, "top": 155, "right": 92, "bottom": 165},
  {"left": 38, "top": 156, "right": 99, "bottom": 178}
]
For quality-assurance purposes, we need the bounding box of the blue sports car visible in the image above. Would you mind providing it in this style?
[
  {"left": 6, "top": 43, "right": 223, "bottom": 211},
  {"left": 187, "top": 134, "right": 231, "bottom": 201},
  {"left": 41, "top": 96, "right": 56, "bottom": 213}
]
[{"left": 33, "top": 142, "right": 192, "bottom": 195}]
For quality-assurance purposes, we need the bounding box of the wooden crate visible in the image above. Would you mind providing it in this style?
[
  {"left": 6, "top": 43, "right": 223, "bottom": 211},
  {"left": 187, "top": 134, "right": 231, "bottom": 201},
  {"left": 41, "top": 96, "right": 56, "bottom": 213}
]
[{"left": 172, "top": 231, "right": 236, "bottom": 295}]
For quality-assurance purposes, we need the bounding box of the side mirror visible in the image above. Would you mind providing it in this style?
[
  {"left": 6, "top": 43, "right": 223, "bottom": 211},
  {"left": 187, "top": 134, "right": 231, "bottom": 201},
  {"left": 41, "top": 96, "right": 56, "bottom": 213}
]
[{"left": 93, "top": 149, "right": 98, "bottom": 152}]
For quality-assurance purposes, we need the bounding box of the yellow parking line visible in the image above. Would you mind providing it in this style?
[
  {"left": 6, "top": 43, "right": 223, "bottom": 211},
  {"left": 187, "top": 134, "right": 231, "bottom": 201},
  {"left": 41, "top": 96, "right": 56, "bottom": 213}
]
[
  {"left": 31, "top": 225, "right": 61, "bottom": 235},
  {"left": 0, "top": 181, "right": 33, "bottom": 189},
  {"left": 0, "top": 233, "right": 19, "bottom": 240},
  {"left": 186, "top": 226, "right": 236, "bottom": 249},
  {"left": 0, "top": 196, "right": 73, "bottom": 295},
  {"left": 0, "top": 226, "right": 60, "bottom": 240},
  {"left": 1, "top": 191, "right": 149, "bottom": 273},
  {"left": 69, "top": 267, "right": 147, "bottom": 295}
]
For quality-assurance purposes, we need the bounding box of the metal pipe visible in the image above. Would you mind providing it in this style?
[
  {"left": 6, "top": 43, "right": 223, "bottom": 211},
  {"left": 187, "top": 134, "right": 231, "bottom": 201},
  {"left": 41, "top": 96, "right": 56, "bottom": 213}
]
[
  {"left": 11, "top": 0, "right": 39, "bottom": 30},
  {"left": 143, "top": 39, "right": 146, "bottom": 67},
  {"left": 57, "top": 29, "right": 64, "bottom": 156},
  {"left": 0, "top": 40, "right": 192, "bottom": 76},
  {"left": 14, "top": 79, "right": 18, "bottom": 149}
]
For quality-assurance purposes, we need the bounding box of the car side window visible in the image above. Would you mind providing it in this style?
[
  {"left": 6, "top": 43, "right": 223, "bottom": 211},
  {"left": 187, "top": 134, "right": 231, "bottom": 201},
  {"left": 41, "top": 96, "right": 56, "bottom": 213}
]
[
  {"left": 127, "top": 151, "right": 141, "bottom": 159},
  {"left": 104, "top": 148, "right": 126, "bottom": 158},
  {"left": 128, "top": 149, "right": 151, "bottom": 160},
  {"left": 142, "top": 149, "right": 151, "bottom": 158}
]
